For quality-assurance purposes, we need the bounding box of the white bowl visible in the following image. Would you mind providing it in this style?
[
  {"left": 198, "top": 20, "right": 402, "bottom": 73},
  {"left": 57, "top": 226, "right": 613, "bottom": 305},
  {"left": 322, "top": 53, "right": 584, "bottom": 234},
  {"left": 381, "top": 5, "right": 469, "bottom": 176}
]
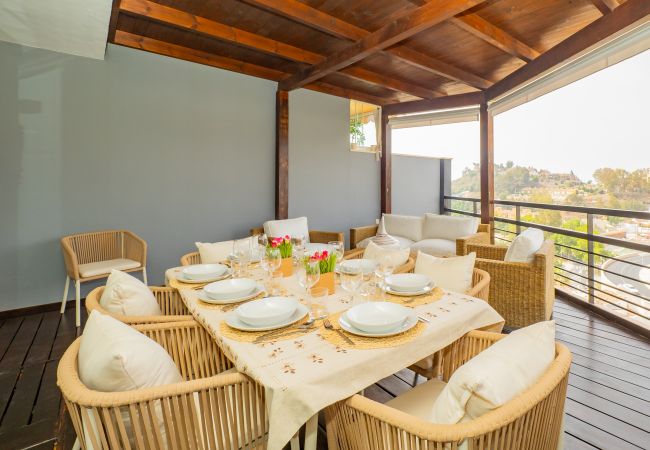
[
  {"left": 385, "top": 273, "right": 431, "bottom": 292},
  {"left": 204, "top": 278, "right": 257, "bottom": 300},
  {"left": 182, "top": 264, "right": 227, "bottom": 280},
  {"left": 345, "top": 302, "right": 410, "bottom": 334},
  {"left": 236, "top": 297, "right": 298, "bottom": 327},
  {"left": 339, "top": 259, "right": 378, "bottom": 275}
]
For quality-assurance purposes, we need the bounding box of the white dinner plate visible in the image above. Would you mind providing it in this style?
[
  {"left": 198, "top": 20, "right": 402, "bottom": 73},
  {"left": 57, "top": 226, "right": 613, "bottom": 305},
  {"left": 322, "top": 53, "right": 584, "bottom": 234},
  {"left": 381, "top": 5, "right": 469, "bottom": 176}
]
[
  {"left": 338, "top": 310, "right": 418, "bottom": 337},
  {"left": 345, "top": 302, "right": 410, "bottom": 333},
  {"left": 237, "top": 297, "right": 298, "bottom": 327},
  {"left": 337, "top": 259, "right": 378, "bottom": 275},
  {"left": 225, "top": 303, "right": 309, "bottom": 332},
  {"left": 385, "top": 273, "right": 431, "bottom": 292},
  {"left": 182, "top": 263, "right": 228, "bottom": 280},
  {"left": 204, "top": 278, "right": 257, "bottom": 300},
  {"left": 197, "top": 284, "right": 265, "bottom": 305},
  {"left": 176, "top": 268, "right": 232, "bottom": 284},
  {"left": 382, "top": 284, "right": 435, "bottom": 297}
]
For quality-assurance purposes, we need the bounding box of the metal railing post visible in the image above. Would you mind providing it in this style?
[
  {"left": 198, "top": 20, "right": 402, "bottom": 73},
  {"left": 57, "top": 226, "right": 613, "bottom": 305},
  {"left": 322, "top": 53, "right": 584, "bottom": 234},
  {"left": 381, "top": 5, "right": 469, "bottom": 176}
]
[
  {"left": 472, "top": 200, "right": 478, "bottom": 215},
  {"left": 515, "top": 204, "right": 521, "bottom": 234},
  {"left": 587, "top": 213, "right": 595, "bottom": 304}
]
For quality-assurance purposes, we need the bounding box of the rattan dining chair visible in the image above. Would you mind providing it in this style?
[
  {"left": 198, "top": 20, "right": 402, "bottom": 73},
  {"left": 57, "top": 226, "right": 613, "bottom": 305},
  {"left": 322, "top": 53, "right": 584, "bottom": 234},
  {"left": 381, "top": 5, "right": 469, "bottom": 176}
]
[
  {"left": 57, "top": 320, "right": 270, "bottom": 450},
  {"left": 60, "top": 230, "right": 147, "bottom": 327},
  {"left": 180, "top": 251, "right": 202, "bottom": 266},
  {"left": 85, "top": 286, "right": 193, "bottom": 325},
  {"left": 325, "top": 330, "right": 571, "bottom": 450}
]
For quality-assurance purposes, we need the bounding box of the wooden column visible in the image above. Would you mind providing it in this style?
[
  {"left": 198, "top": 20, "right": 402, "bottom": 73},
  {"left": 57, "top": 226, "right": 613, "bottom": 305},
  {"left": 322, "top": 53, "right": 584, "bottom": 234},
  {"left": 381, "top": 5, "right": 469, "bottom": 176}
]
[
  {"left": 380, "top": 109, "right": 391, "bottom": 214},
  {"left": 479, "top": 102, "right": 494, "bottom": 232},
  {"left": 275, "top": 90, "right": 289, "bottom": 219}
]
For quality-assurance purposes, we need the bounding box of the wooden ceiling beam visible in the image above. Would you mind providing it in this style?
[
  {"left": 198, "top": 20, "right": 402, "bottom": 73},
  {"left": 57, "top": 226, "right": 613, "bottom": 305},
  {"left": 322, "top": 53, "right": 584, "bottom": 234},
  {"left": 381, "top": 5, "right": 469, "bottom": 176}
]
[
  {"left": 591, "top": 0, "right": 620, "bottom": 15},
  {"left": 451, "top": 14, "right": 540, "bottom": 62},
  {"left": 383, "top": 91, "right": 484, "bottom": 116},
  {"left": 485, "top": 0, "right": 650, "bottom": 101},
  {"left": 120, "top": 0, "right": 442, "bottom": 99},
  {"left": 113, "top": 30, "right": 395, "bottom": 105},
  {"left": 241, "top": 0, "right": 491, "bottom": 90},
  {"left": 278, "top": 0, "right": 485, "bottom": 91}
]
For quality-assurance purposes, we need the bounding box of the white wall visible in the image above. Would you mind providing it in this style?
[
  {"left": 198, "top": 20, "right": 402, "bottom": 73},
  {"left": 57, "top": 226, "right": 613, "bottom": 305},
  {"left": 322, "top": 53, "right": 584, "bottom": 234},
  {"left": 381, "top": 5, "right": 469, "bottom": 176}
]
[{"left": 0, "top": 42, "right": 381, "bottom": 311}]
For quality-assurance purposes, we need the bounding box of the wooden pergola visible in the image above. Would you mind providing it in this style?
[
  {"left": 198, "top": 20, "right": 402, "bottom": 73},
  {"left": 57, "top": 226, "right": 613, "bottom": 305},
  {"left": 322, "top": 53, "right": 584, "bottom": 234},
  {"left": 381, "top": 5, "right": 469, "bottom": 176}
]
[{"left": 108, "top": 0, "right": 650, "bottom": 221}]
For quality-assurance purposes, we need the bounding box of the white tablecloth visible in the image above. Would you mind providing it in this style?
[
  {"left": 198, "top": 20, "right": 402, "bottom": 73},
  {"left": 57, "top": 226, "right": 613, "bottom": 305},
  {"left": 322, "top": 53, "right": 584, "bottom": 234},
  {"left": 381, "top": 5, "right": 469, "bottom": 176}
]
[{"left": 166, "top": 267, "right": 504, "bottom": 450}]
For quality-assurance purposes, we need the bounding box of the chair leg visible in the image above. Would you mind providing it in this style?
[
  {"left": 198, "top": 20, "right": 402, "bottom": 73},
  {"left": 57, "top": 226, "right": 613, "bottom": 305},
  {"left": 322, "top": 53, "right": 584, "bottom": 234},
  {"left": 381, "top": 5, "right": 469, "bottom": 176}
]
[
  {"left": 412, "top": 372, "right": 419, "bottom": 387},
  {"left": 142, "top": 267, "right": 148, "bottom": 285},
  {"left": 60, "top": 276, "right": 70, "bottom": 314},
  {"left": 75, "top": 280, "right": 81, "bottom": 328},
  {"left": 290, "top": 434, "right": 300, "bottom": 450}
]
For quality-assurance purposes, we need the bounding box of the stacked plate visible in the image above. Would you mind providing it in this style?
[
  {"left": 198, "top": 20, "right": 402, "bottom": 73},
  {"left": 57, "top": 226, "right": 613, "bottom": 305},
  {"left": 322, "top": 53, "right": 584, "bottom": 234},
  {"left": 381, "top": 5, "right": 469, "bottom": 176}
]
[
  {"left": 199, "top": 278, "right": 263, "bottom": 304},
  {"left": 179, "top": 264, "right": 230, "bottom": 283},
  {"left": 338, "top": 302, "right": 417, "bottom": 337},
  {"left": 337, "top": 259, "right": 378, "bottom": 275},
  {"left": 225, "top": 297, "right": 309, "bottom": 331},
  {"left": 383, "top": 273, "right": 434, "bottom": 296}
]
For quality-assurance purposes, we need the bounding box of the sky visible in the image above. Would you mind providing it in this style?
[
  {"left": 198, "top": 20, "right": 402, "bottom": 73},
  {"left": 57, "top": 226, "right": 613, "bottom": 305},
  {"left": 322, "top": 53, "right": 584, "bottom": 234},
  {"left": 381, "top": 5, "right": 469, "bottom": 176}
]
[{"left": 392, "top": 50, "right": 650, "bottom": 182}]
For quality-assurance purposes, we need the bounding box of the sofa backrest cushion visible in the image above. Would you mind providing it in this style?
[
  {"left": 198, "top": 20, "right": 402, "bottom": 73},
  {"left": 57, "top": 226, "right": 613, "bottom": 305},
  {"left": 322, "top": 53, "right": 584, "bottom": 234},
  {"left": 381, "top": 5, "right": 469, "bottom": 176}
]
[
  {"left": 383, "top": 214, "right": 423, "bottom": 242},
  {"left": 423, "top": 214, "right": 479, "bottom": 241}
]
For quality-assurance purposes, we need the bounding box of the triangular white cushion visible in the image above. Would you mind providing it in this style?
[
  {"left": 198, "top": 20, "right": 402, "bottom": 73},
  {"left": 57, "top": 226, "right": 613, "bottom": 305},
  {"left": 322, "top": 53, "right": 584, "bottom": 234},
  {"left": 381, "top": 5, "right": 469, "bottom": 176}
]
[
  {"left": 99, "top": 270, "right": 161, "bottom": 316},
  {"left": 414, "top": 251, "right": 476, "bottom": 294},
  {"left": 505, "top": 228, "right": 544, "bottom": 263},
  {"left": 430, "top": 321, "right": 556, "bottom": 424},
  {"left": 363, "top": 241, "right": 410, "bottom": 268}
]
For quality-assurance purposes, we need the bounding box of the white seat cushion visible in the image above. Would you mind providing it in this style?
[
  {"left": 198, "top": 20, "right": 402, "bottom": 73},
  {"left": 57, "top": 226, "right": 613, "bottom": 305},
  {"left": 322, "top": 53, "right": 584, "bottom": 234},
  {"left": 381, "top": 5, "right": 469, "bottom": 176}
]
[
  {"left": 415, "top": 251, "right": 476, "bottom": 294},
  {"left": 423, "top": 214, "right": 479, "bottom": 241},
  {"left": 505, "top": 228, "right": 544, "bottom": 263},
  {"left": 196, "top": 240, "right": 234, "bottom": 263},
  {"left": 264, "top": 217, "right": 310, "bottom": 243},
  {"left": 99, "top": 270, "right": 161, "bottom": 316},
  {"left": 383, "top": 214, "right": 424, "bottom": 242},
  {"left": 78, "top": 258, "right": 140, "bottom": 278},
  {"left": 430, "top": 321, "right": 556, "bottom": 424},
  {"left": 385, "top": 378, "right": 448, "bottom": 421},
  {"left": 411, "top": 239, "right": 456, "bottom": 257},
  {"left": 357, "top": 235, "right": 414, "bottom": 250},
  {"left": 363, "top": 241, "right": 410, "bottom": 268}
]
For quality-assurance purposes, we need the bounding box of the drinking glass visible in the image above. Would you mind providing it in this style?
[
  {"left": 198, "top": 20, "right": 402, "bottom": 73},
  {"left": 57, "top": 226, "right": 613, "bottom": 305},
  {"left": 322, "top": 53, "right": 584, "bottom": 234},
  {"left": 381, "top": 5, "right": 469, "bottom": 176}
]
[
  {"left": 340, "top": 266, "right": 363, "bottom": 304},
  {"left": 359, "top": 281, "right": 378, "bottom": 303},
  {"left": 328, "top": 241, "right": 344, "bottom": 268},
  {"left": 308, "top": 286, "right": 329, "bottom": 319},
  {"left": 374, "top": 255, "right": 395, "bottom": 297},
  {"left": 297, "top": 260, "right": 320, "bottom": 319},
  {"left": 263, "top": 247, "right": 282, "bottom": 283},
  {"left": 251, "top": 234, "right": 266, "bottom": 262},
  {"left": 265, "top": 270, "right": 283, "bottom": 296},
  {"left": 292, "top": 235, "right": 307, "bottom": 263}
]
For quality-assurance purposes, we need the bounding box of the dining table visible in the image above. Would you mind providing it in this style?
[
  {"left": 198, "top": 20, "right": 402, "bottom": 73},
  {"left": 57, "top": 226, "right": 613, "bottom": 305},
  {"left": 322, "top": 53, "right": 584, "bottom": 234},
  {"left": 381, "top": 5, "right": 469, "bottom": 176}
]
[{"left": 165, "top": 263, "right": 504, "bottom": 450}]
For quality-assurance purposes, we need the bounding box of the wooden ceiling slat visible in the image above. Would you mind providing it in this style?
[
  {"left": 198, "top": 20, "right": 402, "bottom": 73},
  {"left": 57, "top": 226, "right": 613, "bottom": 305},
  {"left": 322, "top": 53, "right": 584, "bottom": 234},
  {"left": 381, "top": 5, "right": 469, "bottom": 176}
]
[
  {"left": 280, "top": 0, "right": 487, "bottom": 91},
  {"left": 451, "top": 14, "right": 540, "bottom": 62},
  {"left": 120, "top": 0, "right": 442, "bottom": 99},
  {"left": 485, "top": 0, "right": 650, "bottom": 101},
  {"left": 242, "top": 0, "right": 490, "bottom": 90},
  {"left": 113, "top": 30, "right": 394, "bottom": 105},
  {"left": 591, "top": 0, "right": 620, "bottom": 15}
]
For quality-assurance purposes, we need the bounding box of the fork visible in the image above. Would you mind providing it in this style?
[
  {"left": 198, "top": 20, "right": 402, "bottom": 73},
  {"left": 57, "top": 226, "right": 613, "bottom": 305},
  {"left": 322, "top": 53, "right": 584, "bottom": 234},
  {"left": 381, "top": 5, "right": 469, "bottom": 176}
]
[{"left": 323, "top": 318, "right": 355, "bottom": 346}]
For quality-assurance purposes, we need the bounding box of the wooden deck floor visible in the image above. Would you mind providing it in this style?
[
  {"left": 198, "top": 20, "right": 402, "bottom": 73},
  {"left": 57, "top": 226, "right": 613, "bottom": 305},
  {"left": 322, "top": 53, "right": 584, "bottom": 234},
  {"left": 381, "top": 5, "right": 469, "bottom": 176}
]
[{"left": 0, "top": 298, "right": 648, "bottom": 450}]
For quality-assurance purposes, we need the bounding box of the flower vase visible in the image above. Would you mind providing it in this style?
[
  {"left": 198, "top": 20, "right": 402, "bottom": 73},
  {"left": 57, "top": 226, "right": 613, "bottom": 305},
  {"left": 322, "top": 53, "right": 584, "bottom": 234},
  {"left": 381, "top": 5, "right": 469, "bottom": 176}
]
[
  {"left": 314, "top": 271, "right": 335, "bottom": 295},
  {"left": 280, "top": 257, "right": 293, "bottom": 277}
]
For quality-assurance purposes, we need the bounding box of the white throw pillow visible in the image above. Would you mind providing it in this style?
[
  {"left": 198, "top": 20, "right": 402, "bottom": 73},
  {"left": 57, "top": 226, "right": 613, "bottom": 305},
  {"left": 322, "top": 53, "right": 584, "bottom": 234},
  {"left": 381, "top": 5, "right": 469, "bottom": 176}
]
[
  {"left": 79, "top": 311, "right": 183, "bottom": 448},
  {"left": 99, "top": 270, "right": 161, "bottom": 316},
  {"left": 357, "top": 235, "right": 414, "bottom": 250},
  {"left": 383, "top": 214, "right": 424, "bottom": 242},
  {"left": 422, "top": 214, "right": 479, "bottom": 241},
  {"left": 363, "top": 241, "right": 410, "bottom": 268},
  {"left": 430, "top": 321, "right": 556, "bottom": 424},
  {"left": 505, "top": 228, "right": 544, "bottom": 263},
  {"left": 196, "top": 240, "right": 234, "bottom": 263},
  {"left": 264, "top": 217, "right": 310, "bottom": 243},
  {"left": 414, "top": 251, "right": 476, "bottom": 294}
]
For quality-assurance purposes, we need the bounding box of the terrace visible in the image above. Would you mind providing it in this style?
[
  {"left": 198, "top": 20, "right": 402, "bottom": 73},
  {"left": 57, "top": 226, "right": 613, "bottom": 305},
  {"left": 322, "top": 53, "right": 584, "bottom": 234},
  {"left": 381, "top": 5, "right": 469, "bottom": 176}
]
[{"left": 1, "top": 1, "right": 649, "bottom": 449}]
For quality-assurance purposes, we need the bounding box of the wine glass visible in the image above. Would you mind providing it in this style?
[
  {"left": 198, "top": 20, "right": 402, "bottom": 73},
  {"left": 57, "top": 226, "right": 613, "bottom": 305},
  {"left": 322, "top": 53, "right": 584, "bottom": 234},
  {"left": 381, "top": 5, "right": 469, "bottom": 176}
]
[
  {"left": 374, "top": 255, "right": 395, "bottom": 297},
  {"left": 263, "top": 247, "right": 281, "bottom": 283},
  {"left": 297, "top": 259, "right": 320, "bottom": 319},
  {"left": 233, "top": 238, "right": 251, "bottom": 277},
  {"left": 292, "top": 235, "right": 307, "bottom": 263},
  {"left": 328, "top": 241, "right": 344, "bottom": 268},
  {"left": 251, "top": 234, "right": 267, "bottom": 262},
  {"left": 341, "top": 266, "right": 363, "bottom": 304}
]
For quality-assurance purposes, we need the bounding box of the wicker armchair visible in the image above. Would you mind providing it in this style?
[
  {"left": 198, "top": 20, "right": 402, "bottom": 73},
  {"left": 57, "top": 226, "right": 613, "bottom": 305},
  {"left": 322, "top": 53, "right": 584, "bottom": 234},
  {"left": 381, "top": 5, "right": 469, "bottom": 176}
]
[
  {"left": 350, "top": 223, "right": 491, "bottom": 253},
  {"left": 460, "top": 240, "right": 555, "bottom": 329},
  {"left": 57, "top": 320, "right": 269, "bottom": 450},
  {"left": 85, "top": 286, "right": 192, "bottom": 325},
  {"left": 180, "top": 251, "right": 202, "bottom": 266},
  {"left": 343, "top": 248, "right": 415, "bottom": 274},
  {"left": 250, "top": 226, "right": 344, "bottom": 245},
  {"left": 325, "top": 330, "right": 571, "bottom": 450},
  {"left": 60, "top": 230, "right": 147, "bottom": 327}
]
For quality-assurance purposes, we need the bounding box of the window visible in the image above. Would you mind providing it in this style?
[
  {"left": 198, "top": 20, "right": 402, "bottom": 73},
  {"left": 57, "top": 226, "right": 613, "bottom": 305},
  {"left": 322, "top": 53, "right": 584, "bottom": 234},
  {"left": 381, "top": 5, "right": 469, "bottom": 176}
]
[{"left": 349, "top": 100, "right": 380, "bottom": 153}]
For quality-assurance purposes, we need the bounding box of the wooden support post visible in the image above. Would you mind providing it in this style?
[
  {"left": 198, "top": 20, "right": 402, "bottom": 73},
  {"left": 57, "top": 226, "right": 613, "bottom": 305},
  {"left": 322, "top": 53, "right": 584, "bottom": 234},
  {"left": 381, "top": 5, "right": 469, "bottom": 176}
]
[
  {"left": 380, "top": 109, "right": 391, "bottom": 214},
  {"left": 275, "top": 90, "right": 289, "bottom": 219},
  {"left": 479, "top": 102, "right": 494, "bottom": 241}
]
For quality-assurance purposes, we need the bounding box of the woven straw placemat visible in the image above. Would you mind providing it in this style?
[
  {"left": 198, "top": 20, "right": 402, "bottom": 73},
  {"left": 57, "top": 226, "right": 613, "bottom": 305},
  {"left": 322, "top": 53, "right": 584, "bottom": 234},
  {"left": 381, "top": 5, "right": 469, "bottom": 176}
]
[
  {"left": 383, "top": 287, "right": 444, "bottom": 307},
  {"left": 318, "top": 311, "right": 425, "bottom": 350}
]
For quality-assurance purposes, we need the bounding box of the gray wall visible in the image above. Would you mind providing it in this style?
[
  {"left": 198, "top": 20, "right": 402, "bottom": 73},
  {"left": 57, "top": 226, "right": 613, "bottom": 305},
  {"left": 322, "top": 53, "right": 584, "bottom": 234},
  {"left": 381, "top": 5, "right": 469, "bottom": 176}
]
[
  {"left": 0, "top": 42, "right": 381, "bottom": 311},
  {"left": 288, "top": 89, "right": 380, "bottom": 246},
  {"left": 392, "top": 154, "right": 450, "bottom": 216}
]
